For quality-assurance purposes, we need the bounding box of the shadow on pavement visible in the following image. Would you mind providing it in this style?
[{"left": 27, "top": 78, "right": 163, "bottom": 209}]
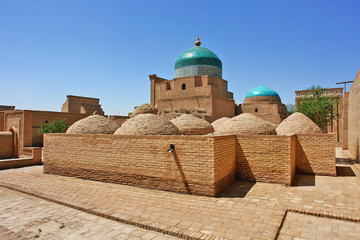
[
  {"left": 292, "top": 175, "right": 315, "bottom": 187},
  {"left": 218, "top": 181, "right": 256, "bottom": 198}
]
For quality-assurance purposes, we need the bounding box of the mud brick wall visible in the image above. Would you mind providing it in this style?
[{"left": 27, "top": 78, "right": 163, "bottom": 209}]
[
  {"left": 348, "top": 68, "right": 360, "bottom": 160},
  {"left": 213, "top": 135, "right": 236, "bottom": 196},
  {"left": 0, "top": 131, "right": 13, "bottom": 159},
  {"left": 0, "top": 112, "right": 4, "bottom": 131},
  {"left": 296, "top": 134, "right": 336, "bottom": 176},
  {"left": 236, "top": 135, "right": 295, "bottom": 185},
  {"left": 43, "top": 134, "right": 235, "bottom": 196}
]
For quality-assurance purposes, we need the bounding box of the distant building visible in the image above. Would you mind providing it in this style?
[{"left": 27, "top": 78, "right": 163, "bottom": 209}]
[
  {"left": 295, "top": 88, "right": 344, "bottom": 144},
  {"left": 240, "top": 86, "right": 287, "bottom": 125},
  {"left": 62, "top": 95, "right": 104, "bottom": 115}
]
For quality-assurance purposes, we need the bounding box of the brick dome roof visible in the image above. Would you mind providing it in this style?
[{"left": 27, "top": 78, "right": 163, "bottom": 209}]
[
  {"left": 114, "top": 114, "right": 180, "bottom": 135},
  {"left": 170, "top": 114, "right": 214, "bottom": 135},
  {"left": 132, "top": 103, "right": 158, "bottom": 117},
  {"left": 66, "top": 115, "right": 119, "bottom": 134},
  {"left": 215, "top": 113, "right": 277, "bottom": 135},
  {"left": 211, "top": 117, "right": 230, "bottom": 132},
  {"left": 276, "top": 112, "right": 322, "bottom": 135}
]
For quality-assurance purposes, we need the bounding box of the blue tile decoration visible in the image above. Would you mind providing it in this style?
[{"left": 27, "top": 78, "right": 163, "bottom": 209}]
[
  {"left": 175, "top": 46, "right": 222, "bottom": 70},
  {"left": 245, "top": 86, "right": 280, "bottom": 98}
]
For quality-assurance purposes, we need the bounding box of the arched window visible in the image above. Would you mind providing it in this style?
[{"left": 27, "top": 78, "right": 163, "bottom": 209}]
[
  {"left": 182, "top": 83, "right": 186, "bottom": 90},
  {"left": 255, "top": 109, "right": 258, "bottom": 112}
]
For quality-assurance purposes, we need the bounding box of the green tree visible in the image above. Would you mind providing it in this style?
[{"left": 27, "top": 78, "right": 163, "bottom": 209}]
[
  {"left": 39, "top": 118, "right": 70, "bottom": 134},
  {"left": 297, "top": 86, "right": 340, "bottom": 131}
]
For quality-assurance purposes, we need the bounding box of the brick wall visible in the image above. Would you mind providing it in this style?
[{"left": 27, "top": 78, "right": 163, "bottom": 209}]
[
  {"left": 236, "top": 135, "right": 295, "bottom": 185},
  {"left": 348, "top": 68, "right": 360, "bottom": 160},
  {"left": 296, "top": 134, "right": 336, "bottom": 176},
  {"left": 213, "top": 135, "right": 236, "bottom": 195},
  {"left": 43, "top": 134, "right": 236, "bottom": 196},
  {"left": 0, "top": 131, "right": 13, "bottom": 159},
  {"left": 0, "top": 112, "right": 4, "bottom": 131}
]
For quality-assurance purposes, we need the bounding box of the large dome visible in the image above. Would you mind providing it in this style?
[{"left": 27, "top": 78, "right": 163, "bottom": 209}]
[
  {"left": 215, "top": 113, "right": 277, "bottom": 135},
  {"left": 170, "top": 114, "right": 214, "bottom": 135},
  {"left": 66, "top": 115, "right": 119, "bottom": 134},
  {"left": 245, "top": 86, "right": 280, "bottom": 98},
  {"left": 276, "top": 112, "right": 322, "bottom": 135},
  {"left": 174, "top": 38, "right": 222, "bottom": 78},
  {"left": 114, "top": 114, "right": 180, "bottom": 135}
]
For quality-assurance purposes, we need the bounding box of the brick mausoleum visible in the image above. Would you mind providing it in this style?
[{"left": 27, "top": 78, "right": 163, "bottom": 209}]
[{"left": 1, "top": 38, "right": 358, "bottom": 197}]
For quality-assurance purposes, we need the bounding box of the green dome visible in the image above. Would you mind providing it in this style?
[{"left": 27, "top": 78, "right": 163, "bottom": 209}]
[
  {"left": 245, "top": 86, "right": 280, "bottom": 98},
  {"left": 174, "top": 46, "right": 222, "bottom": 70}
]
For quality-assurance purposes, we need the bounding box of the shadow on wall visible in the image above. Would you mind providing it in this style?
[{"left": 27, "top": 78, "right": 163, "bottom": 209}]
[
  {"left": 295, "top": 141, "right": 314, "bottom": 175},
  {"left": 218, "top": 181, "right": 255, "bottom": 198},
  {"left": 235, "top": 141, "right": 255, "bottom": 181},
  {"left": 172, "top": 150, "right": 192, "bottom": 194}
]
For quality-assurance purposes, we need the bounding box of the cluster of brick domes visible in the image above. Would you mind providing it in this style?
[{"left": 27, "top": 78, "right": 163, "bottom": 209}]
[{"left": 65, "top": 111, "right": 322, "bottom": 136}]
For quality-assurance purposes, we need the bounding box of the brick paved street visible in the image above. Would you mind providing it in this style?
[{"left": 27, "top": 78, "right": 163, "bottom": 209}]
[
  {"left": 0, "top": 186, "right": 179, "bottom": 240},
  {"left": 0, "top": 148, "right": 359, "bottom": 239},
  {"left": 278, "top": 211, "right": 360, "bottom": 240}
]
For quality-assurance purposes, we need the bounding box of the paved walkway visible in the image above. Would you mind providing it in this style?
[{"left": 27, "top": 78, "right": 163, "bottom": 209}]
[
  {"left": 0, "top": 186, "right": 178, "bottom": 240},
  {"left": 0, "top": 148, "right": 359, "bottom": 239}
]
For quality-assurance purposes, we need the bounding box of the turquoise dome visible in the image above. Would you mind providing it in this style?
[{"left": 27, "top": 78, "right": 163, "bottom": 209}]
[
  {"left": 245, "top": 86, "right": 280, "bottom": 98},
  {"left": 175, "top": 46, "right": 222, "bottom": 70}
]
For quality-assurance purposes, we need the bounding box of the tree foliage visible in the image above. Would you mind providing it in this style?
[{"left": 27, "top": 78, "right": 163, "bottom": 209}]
[
  {"left": 39, "top": 118, "right": 70, "bottom": 134},
  {"left": 297, "top": 86, "right": 340, "bottom": 131}
]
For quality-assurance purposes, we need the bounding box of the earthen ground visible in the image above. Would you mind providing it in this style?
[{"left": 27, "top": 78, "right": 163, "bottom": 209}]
[{"left": 0, "top": 148, "right": 359, "bottom": 239}]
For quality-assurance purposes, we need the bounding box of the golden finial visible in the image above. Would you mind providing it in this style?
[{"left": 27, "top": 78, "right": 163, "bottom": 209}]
[{"left": 195, "top": 36, "right": 201, "bottom": 46}]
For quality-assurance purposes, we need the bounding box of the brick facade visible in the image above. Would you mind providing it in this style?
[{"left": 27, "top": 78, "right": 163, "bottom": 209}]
[
  {"left": 0, "top": 131, "right": 13, "bottom": 159},
  {"left": 236, "top": 135, "right": 295, "bottom": 185},
  {"left": 43, "top": 134, "right": 236, "bottom": 197},
  {"left": 3, "top": 110, "right": 90, "bottom": 156},
  {"left": 43, "top": 133, "right": 335, "bottom": 196},
  {"left": 348, "top": 68, "right": 360, "bottom": 161},
  {"left": 296, "top": 134, "right": 336, "bottom": 176},
  {"left": 0, "top": 112, "right": 4, "bottom": 131}
]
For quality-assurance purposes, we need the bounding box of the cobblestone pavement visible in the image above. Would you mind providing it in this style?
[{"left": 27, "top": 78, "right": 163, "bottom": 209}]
[
  {"left": 278, "top": 211, "right": 360, "bottom": 240},
  {"left": 0, "top": 148, "right": 359, "bottom": 239},
  {"left": 0, "top": 186, "right": 179, "bottom": 240}
]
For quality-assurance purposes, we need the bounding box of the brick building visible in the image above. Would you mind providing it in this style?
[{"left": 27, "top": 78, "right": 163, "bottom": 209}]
[
  {"left": 149, "top": 38, "right": 235, "bottom": 122},
  {"left": 240, "top": 86, "right": 287, "bottom": 125}
]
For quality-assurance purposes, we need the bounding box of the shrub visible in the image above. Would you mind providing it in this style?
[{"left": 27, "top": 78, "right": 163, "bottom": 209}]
[{"left": 39, "top": 118, "right": 70, "bottom": 133}]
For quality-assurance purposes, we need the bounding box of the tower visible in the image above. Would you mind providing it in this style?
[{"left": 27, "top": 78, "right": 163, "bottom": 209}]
[{"left": 149, "top": 38, "right": 235, "bottom": 122}]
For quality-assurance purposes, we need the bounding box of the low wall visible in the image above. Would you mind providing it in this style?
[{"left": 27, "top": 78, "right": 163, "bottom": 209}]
[
  {"left": 43, "top": 134, "right": 236, "bottom": 197},
  {"left": 296, "top": 134, "right": 336, "bottom": 176},
  {"left": 0, "top": 131, "right": 13, "bottom": 159},
  {"left": 236, "top": 135, "right": 295, "bottom": 185}
]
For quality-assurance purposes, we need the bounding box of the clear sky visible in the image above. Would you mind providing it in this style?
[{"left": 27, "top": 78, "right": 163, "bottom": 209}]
[{"left": 1, "top": 0, "right": 359, "bottom": 115}]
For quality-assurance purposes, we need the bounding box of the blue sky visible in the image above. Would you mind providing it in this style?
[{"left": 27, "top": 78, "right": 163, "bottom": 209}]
[{"left": 1, "top": 0, "right": 359, "bottom": 115}]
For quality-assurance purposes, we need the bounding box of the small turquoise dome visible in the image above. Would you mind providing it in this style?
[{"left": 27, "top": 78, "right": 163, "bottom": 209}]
[
  {"left": 175, "top": 46, "right": 222, "bottom": 70},
  {"left": 245, "top": 86, "right": 280, "bottom": 98}
]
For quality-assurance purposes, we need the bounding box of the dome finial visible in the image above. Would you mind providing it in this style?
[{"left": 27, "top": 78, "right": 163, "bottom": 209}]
[{"left": 195, "top": 36, "right": 201, "bottom": 46}]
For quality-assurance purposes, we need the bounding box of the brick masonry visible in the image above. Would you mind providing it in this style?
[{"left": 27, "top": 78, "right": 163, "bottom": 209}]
[
  {"left": 43, "top": 134, "right": 236, "bottom": 197},
  {"left": 296, "top": 134, "right": 336, "bottom": 176},
  {"left": 236, "top": 135, "right": 295, "bottom": 185},
  {"left": 0, "top": 131, "right": 13, "bottom": 159},
  {"left": 0, "top": 112, "right": 4, "bottom": 131},
  {"left": 43, "top": 133, "right": 336, "bottom": 196},
  {"left": 348, "top": 68, "right": 360, "bottom": 161}
]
